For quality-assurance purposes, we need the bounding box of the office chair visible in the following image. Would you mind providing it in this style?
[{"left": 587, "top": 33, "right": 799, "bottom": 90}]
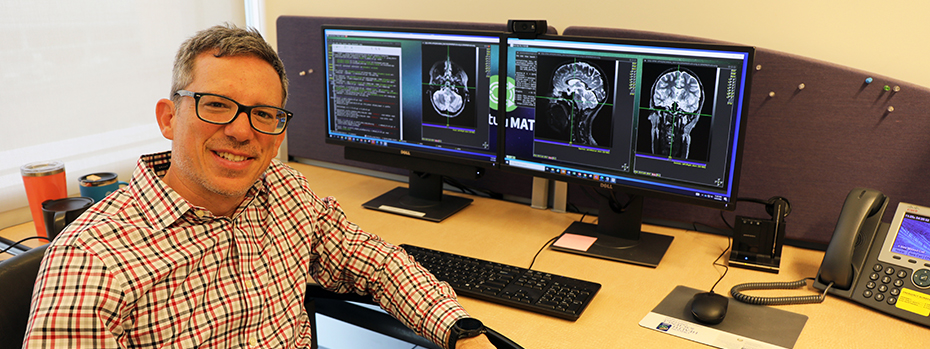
[
  {"left": 305, "top": 284, "right": 524, "bottom": 349},
  {"left": 0, "top": 244, "right": 48, "bottom": 347}
]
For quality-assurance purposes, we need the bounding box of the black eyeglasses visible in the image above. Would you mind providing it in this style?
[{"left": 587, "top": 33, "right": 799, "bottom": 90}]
[{"left": 175, "top": 90, "right": 293, "bottom": 135}]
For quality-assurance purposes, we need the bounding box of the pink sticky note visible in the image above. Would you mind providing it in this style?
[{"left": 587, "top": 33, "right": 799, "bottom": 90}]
[{"left": 552, "top": 233, "right": 597, "bottom": 251}]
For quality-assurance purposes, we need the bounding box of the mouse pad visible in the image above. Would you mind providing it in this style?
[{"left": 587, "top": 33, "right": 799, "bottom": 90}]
[{"left": 639, "top": 285, "right": 808, "bottom": 349}]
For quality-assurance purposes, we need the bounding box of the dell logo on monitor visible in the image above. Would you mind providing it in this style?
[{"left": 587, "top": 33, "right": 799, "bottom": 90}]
[
  {"left": 400, "top": 150, "right": 411, "bottom": 156},
  {"left": 600, "top": 183, "right": 613, "bottom": 190}
]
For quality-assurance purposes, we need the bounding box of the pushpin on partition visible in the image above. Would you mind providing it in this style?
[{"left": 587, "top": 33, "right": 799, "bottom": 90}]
[
  {"left": 798, "top": 83, "right": 806, "bottom": 90},
  {"left": 865, "top": 77, "right": 873, "bottom": 84},
  {"left": 768, "top": 91, "right": 776, "bottom": 98}
]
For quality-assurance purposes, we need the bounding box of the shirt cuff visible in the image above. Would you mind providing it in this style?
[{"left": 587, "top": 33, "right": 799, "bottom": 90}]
[{"left": 426, "top": 298, "right": 470, "bottom": 349}]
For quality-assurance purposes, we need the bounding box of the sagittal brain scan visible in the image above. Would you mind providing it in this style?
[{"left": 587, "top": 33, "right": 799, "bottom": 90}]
[
  {"left": 422, "top": 45, "right": 477, "bottom": 130},
  {"left": 636, "top": 64, "right": 715, "bottom": 162},
  {"left": 535, "top": 56, "right": 615, "bottom": 147}
]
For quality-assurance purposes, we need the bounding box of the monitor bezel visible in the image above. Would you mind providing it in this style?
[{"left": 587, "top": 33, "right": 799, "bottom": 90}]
[
  {"left": 499, "top": 33, "right": 755, "bottom": 212},
  {"left": 321, "top": 25, "right": 505, "bottom": 173}
]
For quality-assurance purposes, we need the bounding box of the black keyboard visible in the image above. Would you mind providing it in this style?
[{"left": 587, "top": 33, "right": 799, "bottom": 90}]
[{"left": 400, "top": 244, "right": 601, "bottom": 321}]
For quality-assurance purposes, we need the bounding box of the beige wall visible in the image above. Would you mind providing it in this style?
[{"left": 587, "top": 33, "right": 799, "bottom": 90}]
[{"left": 265, "top": 0, "right": 930, "bottom": 88}]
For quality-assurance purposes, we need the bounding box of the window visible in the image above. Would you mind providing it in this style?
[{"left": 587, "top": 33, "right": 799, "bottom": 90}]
[{"left": 0, "top": 0, "right": 246, "bottom": 229}]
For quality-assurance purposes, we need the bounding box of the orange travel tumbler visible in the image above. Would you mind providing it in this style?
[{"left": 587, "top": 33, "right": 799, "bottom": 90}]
[{"left": 21, "top": 161, "right": 68, "bottom": 237}]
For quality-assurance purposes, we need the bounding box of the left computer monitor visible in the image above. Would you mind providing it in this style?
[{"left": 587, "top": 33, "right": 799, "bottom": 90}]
[{"left": 322, "top": 26, "right": 503, "bottom": 222}]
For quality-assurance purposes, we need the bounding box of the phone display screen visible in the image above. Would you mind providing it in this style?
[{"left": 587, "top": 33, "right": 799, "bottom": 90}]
[{"left": 890, "top": 213, "right": 930, "bottom": 262}]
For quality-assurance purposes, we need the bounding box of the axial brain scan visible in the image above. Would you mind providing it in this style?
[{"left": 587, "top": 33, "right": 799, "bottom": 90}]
[
  {"left": 547, "top": 61, "right": 608, "bottom": 145},
  {"left": 427, "top": 58, "right": 470, "bottom": 118},
  {"left": 647, "top": 67, "right": 704, "bottom": 159}
]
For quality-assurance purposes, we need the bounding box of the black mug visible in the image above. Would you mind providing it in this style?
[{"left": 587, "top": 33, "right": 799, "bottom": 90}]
[{"left": 41, "top": 197, "right": 94, "bottom": 240}]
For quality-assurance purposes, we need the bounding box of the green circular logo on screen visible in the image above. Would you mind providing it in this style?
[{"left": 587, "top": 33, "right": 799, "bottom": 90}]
[{"left": 489, "top": 75, "right": 516, "bottom": 112}]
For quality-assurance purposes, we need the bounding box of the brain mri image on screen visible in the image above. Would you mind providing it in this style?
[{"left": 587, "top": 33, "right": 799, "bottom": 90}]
[
  {"left": 636, "top": 64, "right": 714, "bottom": 162},
  {"left": 422, "top": 45, "right": 478, "bottom": 130},
  {"left": 429, "top": 59, "right": 469, "bottom": 117},
  {"left": 535, "top": 57, "right": 615, "bottom": 147}
]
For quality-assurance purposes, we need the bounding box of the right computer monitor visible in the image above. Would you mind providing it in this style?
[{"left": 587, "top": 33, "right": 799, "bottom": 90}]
[{"left": 501, "top": 34, "right": 754, "bottom": 267}]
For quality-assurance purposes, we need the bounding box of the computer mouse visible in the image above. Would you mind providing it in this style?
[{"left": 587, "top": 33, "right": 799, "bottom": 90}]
[{"left": 689, "top": 291, "right": 728, "bottom": 325}]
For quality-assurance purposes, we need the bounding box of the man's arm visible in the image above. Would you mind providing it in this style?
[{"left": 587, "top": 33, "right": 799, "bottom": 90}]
[
  {"left": 305, "top": 195, "right": 482, "bottom": 348},
  {"left": 24, "top": 244, "right": 126, "bottom": 348}
]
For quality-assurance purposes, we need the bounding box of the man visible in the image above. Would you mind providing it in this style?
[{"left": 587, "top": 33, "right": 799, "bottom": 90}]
[{"left": 24, "top": 25, "right": 495, "bottom": 349}]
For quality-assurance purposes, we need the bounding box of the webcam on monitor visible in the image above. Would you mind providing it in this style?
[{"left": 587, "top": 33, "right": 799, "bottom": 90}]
[{"left": 507, "top": 20, "right": 547, "bottom": 38}]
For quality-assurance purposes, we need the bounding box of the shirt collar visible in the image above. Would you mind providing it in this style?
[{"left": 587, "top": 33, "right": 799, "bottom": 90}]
[{"left": 131, "top": 151, "right": 270, "bottom": 230}]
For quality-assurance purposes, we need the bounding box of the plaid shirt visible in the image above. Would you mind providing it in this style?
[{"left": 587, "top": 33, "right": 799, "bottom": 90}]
[{"left": 24, "top": 151, "right": 467, "bottom": 348}]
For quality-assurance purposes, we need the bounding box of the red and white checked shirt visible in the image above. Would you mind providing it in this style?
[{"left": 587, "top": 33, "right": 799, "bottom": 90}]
[{"left": 23, "top": 151, "right": 468, "bottom": 348}]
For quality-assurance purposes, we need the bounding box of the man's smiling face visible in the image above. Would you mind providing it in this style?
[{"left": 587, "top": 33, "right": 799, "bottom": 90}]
[{"left": 157, "top": 51, "right": 285, "bottom": 215}]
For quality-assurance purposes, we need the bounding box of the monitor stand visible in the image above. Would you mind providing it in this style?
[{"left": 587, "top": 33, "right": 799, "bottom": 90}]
[
  {"left": 550, "top": 195, "right": 673, "bottom": 268},
  {"left": 361, "top": 171, "right": 472, "bottom": 222}
]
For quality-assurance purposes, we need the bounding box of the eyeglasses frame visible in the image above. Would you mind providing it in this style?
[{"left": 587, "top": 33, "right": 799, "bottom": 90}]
[{"left": 175, "top": 90, "right": 294, "bottom": 135}]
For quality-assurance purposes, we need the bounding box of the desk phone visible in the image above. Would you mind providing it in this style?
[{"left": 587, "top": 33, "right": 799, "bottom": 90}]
[{"left": 814, "top": 188, "right": 930, "bottom": 327}]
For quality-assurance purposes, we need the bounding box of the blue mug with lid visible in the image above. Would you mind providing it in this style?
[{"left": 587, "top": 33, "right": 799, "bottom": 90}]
[{"left": 78, "top": 172, "right": 128, "bottom": 202}]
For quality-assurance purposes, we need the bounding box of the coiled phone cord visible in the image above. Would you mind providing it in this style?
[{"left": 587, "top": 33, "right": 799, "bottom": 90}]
[{"left": 730, "top": 278, "right": 834, "bottom": 306}]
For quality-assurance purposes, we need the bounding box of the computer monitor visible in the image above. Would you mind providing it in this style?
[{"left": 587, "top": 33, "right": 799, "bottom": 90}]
[
  {"left": 501, "top": 34, "right": 753, "bottom": 267},
  {"left": 322, "top": 26, "right": 502, "bottom": 222}
]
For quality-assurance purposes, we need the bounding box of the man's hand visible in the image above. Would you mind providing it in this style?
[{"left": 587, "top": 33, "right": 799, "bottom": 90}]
[{"left": 456, "top": 334, "right": 497, "bottom": 349}]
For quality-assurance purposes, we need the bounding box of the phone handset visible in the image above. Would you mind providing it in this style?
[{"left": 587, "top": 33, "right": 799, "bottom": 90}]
[
  {"left": 731, "top": 188, "right": 888, "bottom": 305},
  {"left": 816, "top": 188, "right": 888, "bottom": 290}
]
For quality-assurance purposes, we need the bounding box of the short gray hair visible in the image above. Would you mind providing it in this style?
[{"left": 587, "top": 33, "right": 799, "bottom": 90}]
[{"left": 171, "top": 24, "right": 288, "bottom": 105}]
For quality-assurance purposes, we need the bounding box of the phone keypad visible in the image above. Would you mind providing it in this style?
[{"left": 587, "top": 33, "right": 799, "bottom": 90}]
[{"left": 863, "top": 263, "right": 907, "bottom": 305}]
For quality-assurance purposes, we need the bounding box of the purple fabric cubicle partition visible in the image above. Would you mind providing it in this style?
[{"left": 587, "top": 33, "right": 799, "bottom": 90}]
[{"left": 276, "top": 16, "right": 930, "bottom": 245}]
